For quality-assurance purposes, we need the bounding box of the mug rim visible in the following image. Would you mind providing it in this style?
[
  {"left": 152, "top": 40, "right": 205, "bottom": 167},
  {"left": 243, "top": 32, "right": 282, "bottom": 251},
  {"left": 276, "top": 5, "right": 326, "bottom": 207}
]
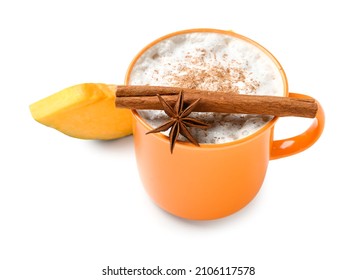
[{"left": 125, "top": 28, "right": 288, "bottom": 149}]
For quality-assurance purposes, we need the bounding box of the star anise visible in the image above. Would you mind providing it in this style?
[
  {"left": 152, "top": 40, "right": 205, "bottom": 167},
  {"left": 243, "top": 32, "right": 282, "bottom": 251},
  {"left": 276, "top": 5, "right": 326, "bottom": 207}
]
[{"left": 146, "top": 91, "right": 210, "bottom": 153}]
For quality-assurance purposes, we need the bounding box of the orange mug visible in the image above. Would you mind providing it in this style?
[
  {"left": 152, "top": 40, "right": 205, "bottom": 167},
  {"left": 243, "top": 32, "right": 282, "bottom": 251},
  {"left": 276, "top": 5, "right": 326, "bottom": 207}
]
[{"left": 125, "top": 29, "right": 325, "bottom": 220}]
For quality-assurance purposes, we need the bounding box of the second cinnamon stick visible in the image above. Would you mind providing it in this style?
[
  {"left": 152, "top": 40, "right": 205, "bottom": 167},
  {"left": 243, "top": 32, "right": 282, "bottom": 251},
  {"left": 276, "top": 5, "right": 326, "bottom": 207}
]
[{"left": 116, "top": 85, "right": 318, "bottom": 118}]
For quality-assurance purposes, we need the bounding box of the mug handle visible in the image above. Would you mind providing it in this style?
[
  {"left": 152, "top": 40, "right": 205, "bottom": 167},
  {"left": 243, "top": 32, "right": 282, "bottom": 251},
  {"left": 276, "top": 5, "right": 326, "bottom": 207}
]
[{"left": 270, "top": 93, "right": 325, "bottom": 160}]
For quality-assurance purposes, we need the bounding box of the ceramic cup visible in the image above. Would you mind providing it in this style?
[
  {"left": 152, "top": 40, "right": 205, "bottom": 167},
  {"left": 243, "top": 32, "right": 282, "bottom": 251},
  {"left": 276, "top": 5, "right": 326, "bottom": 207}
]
[{"left": 125, "top": 28, "right": 325, "bottom": 220}]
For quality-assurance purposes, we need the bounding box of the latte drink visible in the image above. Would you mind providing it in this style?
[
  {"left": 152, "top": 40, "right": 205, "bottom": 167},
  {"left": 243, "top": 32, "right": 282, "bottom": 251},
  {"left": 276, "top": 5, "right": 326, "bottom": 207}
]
[{"left": 128, "top": 31, "right": 286, "bottom": 144}]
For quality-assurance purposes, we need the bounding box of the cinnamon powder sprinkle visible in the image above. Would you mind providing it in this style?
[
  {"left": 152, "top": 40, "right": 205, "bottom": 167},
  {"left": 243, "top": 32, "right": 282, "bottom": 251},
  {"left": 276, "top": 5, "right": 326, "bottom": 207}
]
[{"left": 151, "top": 48, "right": 260, "bottom": 94}]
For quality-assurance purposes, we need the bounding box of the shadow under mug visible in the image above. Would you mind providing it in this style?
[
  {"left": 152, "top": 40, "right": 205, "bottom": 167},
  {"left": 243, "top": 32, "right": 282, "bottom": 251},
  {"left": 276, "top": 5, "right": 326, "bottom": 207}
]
[{"left": 125, "top": 28, "right": 325, "bottom": 220}]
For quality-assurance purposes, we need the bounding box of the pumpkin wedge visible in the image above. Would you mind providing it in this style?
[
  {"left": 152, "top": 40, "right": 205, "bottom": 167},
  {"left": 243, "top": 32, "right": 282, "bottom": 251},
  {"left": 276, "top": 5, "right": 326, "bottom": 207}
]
[{"left": 30, "top": 83, "right": 132, "bottom": 139}]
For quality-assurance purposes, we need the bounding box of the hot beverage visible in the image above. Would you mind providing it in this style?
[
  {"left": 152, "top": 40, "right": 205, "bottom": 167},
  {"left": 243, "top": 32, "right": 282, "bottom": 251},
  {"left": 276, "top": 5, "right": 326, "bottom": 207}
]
[{"left": 128, "top": 31, "right": 285, "bottom": 144}]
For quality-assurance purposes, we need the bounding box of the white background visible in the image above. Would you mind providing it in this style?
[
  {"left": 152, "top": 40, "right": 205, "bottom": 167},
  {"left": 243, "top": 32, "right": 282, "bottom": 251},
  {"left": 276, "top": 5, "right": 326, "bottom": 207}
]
[{"left": 1, "top": 0, "right": 356, "bottom": 279}]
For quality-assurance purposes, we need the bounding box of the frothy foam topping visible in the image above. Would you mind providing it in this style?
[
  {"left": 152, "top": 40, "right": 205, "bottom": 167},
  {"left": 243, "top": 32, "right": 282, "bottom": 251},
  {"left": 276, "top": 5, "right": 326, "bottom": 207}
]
[{"left": 129, "top": 32, "right": 285, "bottom": 144}]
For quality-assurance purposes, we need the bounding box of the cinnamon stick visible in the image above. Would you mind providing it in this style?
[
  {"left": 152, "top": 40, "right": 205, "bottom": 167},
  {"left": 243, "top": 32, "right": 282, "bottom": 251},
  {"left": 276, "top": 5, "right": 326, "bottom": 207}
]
[{"left": 115, "top": 85, "right": 318, "bottom": 118}]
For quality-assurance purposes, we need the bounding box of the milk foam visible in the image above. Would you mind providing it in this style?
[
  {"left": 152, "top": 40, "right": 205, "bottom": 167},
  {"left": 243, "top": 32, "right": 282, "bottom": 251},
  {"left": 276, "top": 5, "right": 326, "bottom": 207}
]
[{"left": 129, "top": 32, "right": 285, "bottom": 144}]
